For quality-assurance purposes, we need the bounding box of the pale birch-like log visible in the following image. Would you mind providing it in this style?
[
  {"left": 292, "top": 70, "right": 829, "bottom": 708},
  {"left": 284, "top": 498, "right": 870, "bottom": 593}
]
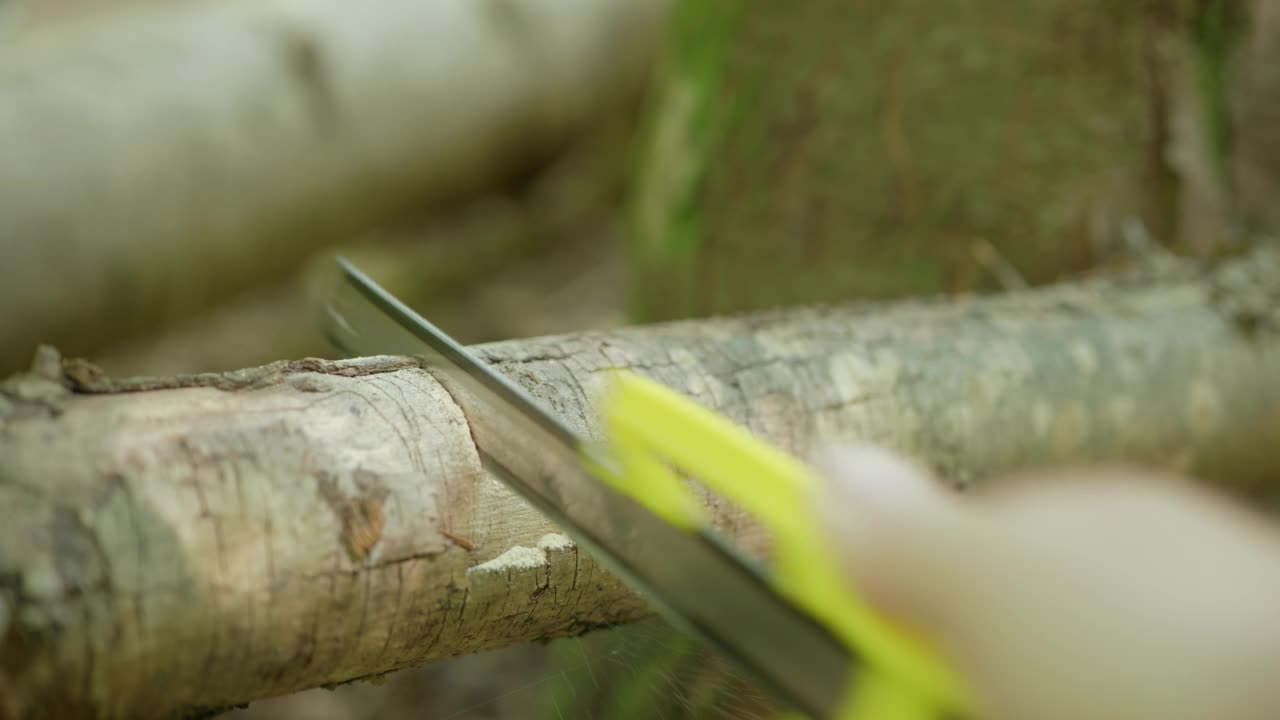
[
  {"left": 2, "top": 249, "right": 1280, "bottom": 719},
  {"left": 0, "top": 0, "right": 667, "bottom": 374}
]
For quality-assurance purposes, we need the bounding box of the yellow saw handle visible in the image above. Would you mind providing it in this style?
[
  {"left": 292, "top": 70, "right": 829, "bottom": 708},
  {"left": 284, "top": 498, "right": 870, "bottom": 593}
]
[{"left": 595, "top": 371, "right": 977, "bottom": 720}]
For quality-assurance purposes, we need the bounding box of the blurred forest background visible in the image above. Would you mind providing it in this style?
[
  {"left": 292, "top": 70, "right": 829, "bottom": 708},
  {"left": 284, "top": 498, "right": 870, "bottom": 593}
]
[{"left": 2, "top": 0, "right": 1277, "bottom": 717}]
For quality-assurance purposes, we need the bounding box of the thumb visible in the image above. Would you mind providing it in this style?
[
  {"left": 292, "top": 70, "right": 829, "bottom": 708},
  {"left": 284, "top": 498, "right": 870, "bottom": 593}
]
[{"left": 809, "top": 445, "right": 977, "bottom": 635}]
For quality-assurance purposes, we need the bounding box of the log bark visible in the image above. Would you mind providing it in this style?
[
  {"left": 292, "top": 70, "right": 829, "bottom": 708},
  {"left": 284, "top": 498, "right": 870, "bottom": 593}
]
[
  {"left": 3, "top": 248, "right": 1280, "bottom": 719},
  {"left": 0, "top": 0, "right": 667, "bottom": 374}
]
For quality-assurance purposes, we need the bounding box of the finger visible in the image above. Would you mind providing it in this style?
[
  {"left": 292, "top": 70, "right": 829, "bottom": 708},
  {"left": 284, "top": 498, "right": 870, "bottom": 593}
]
[
  {"left": 810, "top": 444, "right": 975, "bottom": 630},
  {"left": 815, "top": 454, "right": 1280, "bottom": 720}
]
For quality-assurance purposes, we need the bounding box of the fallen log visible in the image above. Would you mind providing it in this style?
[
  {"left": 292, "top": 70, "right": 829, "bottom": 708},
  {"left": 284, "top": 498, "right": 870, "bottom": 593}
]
[{"left": 2, "top": 248, "right": 1279, "bottom": 718}]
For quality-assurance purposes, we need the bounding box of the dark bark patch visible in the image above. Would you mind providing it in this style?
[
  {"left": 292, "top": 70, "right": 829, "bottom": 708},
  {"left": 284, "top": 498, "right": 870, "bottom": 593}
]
[{"left": 316, "top": 470, "right": 390, "bottom": 563}]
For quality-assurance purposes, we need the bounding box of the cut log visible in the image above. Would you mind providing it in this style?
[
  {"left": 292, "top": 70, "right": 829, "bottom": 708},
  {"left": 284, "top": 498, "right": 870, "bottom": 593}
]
[{"left": 2, "top": 248, "right": 1279, "bottom": 718}]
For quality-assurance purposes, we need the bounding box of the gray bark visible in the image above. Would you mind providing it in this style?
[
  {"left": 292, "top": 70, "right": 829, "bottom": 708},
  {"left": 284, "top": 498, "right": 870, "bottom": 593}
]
[
  {"left": 0, "top": 0, "right": 667, "bottom": 374},
  {"left": 2, "top": 247, "right": 1280, "bottom": 719}
]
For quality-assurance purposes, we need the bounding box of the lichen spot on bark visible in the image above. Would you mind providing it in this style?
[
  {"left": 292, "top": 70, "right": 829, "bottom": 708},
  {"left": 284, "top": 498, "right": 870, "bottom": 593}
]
[
  {"left": 826, "top": 353, "right": 880, "bottom": 406},
  {"left": 1070, "top": 342, "right": 1098, "bottom": 375},
  {"left": 468, "top": 545, "right": 547, "bottom": 575},
  {"left": 466, "top": 534, "right": 568, "bottom": 578},
  {"left": 1051, "top": 403, "right": 1089, "bottom": 456},
  {"left": 1186, "top": 381, "right": 1223, "bottom": 436},
  {"left": 1032, "top": 400, "right": 1053, "bottom": 439},
  {"left": 1108, "top": 396, "right": 1137, "bottom": 431},
  {"left": 536, "top": 533, "right": 573, "bottom": 552}
]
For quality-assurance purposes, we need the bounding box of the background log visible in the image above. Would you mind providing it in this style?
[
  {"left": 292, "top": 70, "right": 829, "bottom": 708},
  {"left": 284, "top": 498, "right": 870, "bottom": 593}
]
[
  {"left": 93, "top": 110, "right": 635, "bottom": 377},
  {"left": 0, "top": 0, "right": 667, "bottom": 374}
]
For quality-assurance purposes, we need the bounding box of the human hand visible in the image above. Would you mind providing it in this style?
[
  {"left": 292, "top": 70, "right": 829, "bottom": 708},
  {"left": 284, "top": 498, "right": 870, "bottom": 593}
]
[{"left": 814, "top": 446, "right": 1280, "bottom": 720}]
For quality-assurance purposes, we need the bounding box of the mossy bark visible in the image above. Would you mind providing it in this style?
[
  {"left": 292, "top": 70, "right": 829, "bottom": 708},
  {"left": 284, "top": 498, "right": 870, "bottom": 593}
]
[{"left": 629, "top": 0, "right": 1258, "bottom": 322}]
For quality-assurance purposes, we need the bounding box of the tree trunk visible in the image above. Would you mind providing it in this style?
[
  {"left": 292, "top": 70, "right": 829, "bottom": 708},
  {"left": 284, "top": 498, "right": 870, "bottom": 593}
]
[
  {"left": 0, "top": 0, "right": 667, "bottom": 374},
  {"left": 1232, "top": 0, "right": 1280, "bottom": 232},
  {"left": 628, "top": 0, "right": 1256, "bottom": 322},
  {"left": 3, "top": 248, "right": 1280, "bottom": 719}
]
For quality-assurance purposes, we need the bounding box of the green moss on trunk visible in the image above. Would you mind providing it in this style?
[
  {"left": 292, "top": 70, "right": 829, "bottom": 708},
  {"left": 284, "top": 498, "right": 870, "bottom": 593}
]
[{"left": 629, "top": 0, "right": 1243, "bottom": 321}]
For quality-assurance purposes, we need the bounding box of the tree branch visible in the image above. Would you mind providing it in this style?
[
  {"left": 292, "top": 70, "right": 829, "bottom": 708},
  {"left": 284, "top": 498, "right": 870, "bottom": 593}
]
[
  {"left": 0, "top": 0, "right": 667, "bottom": 373},
  {"left": 3, "top": 249, "right": 1280, "bottom": 719}
]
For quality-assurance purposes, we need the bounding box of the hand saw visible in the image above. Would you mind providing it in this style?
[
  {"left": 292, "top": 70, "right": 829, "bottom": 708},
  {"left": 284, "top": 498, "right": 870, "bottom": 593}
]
[{"left": 323, "top": 257, "right": 974, "bottom": 720}]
